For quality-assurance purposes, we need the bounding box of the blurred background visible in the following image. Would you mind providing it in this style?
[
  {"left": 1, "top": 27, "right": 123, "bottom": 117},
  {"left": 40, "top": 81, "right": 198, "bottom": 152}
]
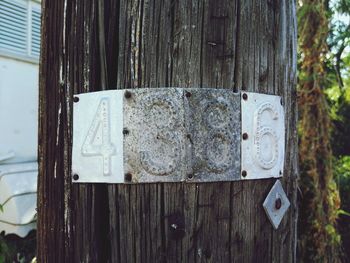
[{"left": 0, "top": 0, "right": 39, "bottom": 262}]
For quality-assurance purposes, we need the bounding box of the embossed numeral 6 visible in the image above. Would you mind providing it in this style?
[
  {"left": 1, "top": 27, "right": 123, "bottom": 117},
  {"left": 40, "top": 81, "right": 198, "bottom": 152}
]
[
  {"left": 253, "top": 102, "right": 279, "bottom": 169},
  {"left": 139, "top": 95, "right": 181, "bottom": 176},
  {"left": 81, "top": 98, "right": 115, "bottom": 175}
]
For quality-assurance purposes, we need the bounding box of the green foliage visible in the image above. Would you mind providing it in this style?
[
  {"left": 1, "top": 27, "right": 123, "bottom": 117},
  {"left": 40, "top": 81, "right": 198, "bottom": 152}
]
[
  {"left": 334, "top": 0, "right": 350, "bottom": 14},
  {"left": 325, "top": 223, "right": 341, "bottom": 244},
  {"left": 0, "top": 236, "right": 11, "bottom": 263},
  {"left": 334, "top": 156, "right": 350, "bottom": 208},
  {"left": 0, "top": 232, "right": 36, "bottom": 263},
  {"left": 326, "top": 86, "right": 350, "bottom": 156},
  {"left": 323, "top": 1, "right": 350, "bottom": 259},
  {"left": 333, "top": 156, "right": 350, "bottom": 260},
  {"left": 297, "top": 0, "right": 342, "bottom": 262}
]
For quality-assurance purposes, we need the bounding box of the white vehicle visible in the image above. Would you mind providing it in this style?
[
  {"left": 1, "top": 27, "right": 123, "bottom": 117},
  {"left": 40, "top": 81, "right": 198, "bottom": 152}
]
[{"left": 0, "top": 0, "right": 40, "bottom": 237}]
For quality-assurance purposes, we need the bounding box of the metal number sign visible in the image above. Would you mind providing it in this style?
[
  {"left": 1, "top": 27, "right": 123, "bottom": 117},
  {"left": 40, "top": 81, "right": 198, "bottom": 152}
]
[
  {"left": 185, "top": 89, "right": 240, "bottom": 182},
  {"left": 241, "top": 92, "right": 285, "bottom": 180},
  {"left": 71, "top": 89, "right": 285, "bottom": 183},
  {"left": 72, "top": 91, "right": 123, "bottom": 183},
  {"left": 124, "top": 89, "right": 186, "bottom": 182}
]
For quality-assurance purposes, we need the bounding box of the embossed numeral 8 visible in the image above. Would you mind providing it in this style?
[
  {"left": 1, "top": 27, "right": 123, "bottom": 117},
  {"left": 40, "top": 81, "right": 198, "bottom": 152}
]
[{"left": 203, "top": 99, "right": 234, "bottom": 173}]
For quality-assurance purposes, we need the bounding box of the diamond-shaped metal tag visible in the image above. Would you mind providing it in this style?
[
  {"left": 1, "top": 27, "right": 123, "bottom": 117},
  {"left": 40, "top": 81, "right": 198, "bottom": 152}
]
[{"left": 263, "top": 180, "right": 290, "bottom": 230}]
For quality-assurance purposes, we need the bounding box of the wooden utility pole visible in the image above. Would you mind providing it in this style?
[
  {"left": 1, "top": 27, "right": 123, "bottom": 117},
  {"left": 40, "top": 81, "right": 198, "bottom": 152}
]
[{"left": 38, "top": 0, "right": 298, "bottom": 262}]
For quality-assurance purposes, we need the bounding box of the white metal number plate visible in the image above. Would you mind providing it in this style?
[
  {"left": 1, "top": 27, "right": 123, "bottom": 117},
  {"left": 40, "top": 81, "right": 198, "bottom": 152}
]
[
  {"left": 72, "top": 90, "right": 124, "bottom": 183},
  {"left": 72, "top": 89, "right": 285, "bottom": 183},
  {"left": 241, "top": 92, "right": 285, "bottom": 180}
]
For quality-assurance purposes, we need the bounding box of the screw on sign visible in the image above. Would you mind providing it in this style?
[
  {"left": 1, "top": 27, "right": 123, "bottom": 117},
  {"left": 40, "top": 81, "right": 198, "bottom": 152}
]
[
  {"left": 124, "top": 90, "right": 132, "bottom": 99},
  {"left": 124, "top": 172, "right": 132, "bottom": 182},
  {"left": 243, "top": 133, "right": 248, "bottom": 140},
  {"left": 275, "top": 197, "right": 282, "bottom": 210}
]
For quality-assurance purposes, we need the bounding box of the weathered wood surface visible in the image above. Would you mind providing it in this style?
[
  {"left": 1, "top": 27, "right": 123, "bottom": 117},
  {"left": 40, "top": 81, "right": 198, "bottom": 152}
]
[{"left": 37, "top": 0, "right": 298, "bottom": 262}]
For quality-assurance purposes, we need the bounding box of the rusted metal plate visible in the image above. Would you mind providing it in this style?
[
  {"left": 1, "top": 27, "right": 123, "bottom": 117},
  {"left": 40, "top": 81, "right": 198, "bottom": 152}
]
[
  {"left": 241, "top": 92, "right": 285, "bottom": 180},
  {"left": 263, "top": 180, "right": 290, "bottom": 230},
  {"left": 72, "top": 88, "right": 285, "bottom": 183},
  {"left": 72, "top": 90, "right": 124, "bottom": 183},
  {"left": 123, "top": 88, "right": 186, "bottom": 183}
]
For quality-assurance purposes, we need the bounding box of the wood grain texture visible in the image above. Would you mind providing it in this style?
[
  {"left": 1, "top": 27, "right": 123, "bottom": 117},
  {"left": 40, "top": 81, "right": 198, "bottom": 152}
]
[{"left": 37, "top": 0, "right": 298, "bottom": 262}]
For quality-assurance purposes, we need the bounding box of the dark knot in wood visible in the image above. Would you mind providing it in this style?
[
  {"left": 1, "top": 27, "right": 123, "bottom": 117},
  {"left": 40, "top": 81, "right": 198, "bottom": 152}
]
[{"left": 168, "top": 212, "right": 185, "bottom": 240}]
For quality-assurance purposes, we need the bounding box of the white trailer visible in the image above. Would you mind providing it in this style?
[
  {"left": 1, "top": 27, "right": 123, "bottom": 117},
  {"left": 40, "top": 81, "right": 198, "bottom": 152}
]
[{"left": 0, "top": 0, "right": 40, "bottom": 237}]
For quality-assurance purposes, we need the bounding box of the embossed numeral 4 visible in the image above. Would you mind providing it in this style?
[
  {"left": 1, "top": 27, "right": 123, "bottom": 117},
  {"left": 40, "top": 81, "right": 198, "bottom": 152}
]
[{"left": 81, "top": 98, "right": 115, "bottom": 175}]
